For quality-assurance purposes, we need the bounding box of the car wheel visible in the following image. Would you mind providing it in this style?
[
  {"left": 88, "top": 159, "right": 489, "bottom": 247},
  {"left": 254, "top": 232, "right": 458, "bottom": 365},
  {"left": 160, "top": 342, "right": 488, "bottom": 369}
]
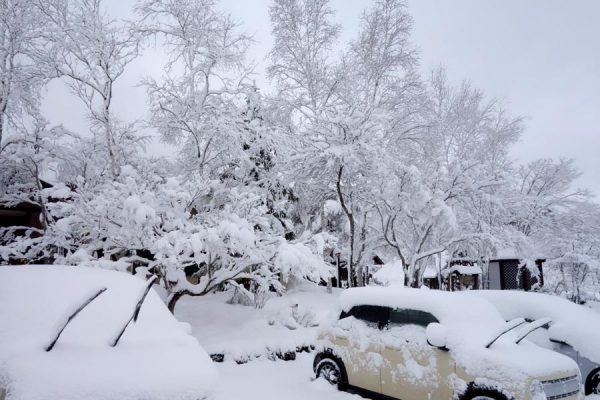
[
  {"left": 315, "top": 358, "right": 345, "bottom": 389},
  {"left": 586, "top": 368, "right": 600, "bottom": 395},
  {"left": 460, "top": 386, "right": 509, "bottom": 400}
]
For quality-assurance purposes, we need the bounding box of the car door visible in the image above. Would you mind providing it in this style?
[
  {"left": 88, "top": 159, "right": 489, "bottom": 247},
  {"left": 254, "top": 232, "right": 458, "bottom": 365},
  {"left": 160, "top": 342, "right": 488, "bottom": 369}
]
[
  {"left": 335, "top": 305, "right": 390, "bottom": 393},
  {"left": 380, "top": 309, "right": 454, "bottom": 400}
]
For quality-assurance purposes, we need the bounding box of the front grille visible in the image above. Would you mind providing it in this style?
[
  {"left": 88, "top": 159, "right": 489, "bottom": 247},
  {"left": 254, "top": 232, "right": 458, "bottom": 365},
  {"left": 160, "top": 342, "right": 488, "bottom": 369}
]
[{"left": 542, "top": 375, "right": 580, "bottom": 400}]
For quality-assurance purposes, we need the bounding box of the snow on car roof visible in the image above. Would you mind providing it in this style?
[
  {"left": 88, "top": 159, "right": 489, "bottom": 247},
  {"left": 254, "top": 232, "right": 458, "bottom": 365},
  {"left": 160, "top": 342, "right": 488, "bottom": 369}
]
[
  {"left": 468, "top": 290, "right": 600, "bottom": 364},
  {"left": 339, "top": 286, "right": 506, "bottom": 327},
  {"left": 0, "top": 265, "right": 217, "bottom": 400}
]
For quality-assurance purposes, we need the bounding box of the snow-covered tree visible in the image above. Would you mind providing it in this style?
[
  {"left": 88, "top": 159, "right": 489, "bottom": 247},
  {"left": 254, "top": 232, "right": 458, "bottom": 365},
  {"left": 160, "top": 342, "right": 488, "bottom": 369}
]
[
  {"left": 511, "top": 158, "right": 589, "bottom": 237},
  {"left": 1, "top": 161, "right": 333, "bottom": 312},
  {"left": 268, "top": 0, "right": 420, "bottom": 286},
  {"left": 0, "top": 0, "right": 48, "bottom": 149},
  {"left": 137, "top": 0, "right": 253, "bottom": 173},
  {"left": 40, "top": 0, "right": 142, "bottom": 178},
  {"left": 375, "top": 69, "right": 524, "bottom": 286}
]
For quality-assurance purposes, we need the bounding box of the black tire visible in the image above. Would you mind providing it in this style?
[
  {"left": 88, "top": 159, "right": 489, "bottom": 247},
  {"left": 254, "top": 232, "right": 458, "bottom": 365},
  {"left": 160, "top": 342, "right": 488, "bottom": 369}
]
[
  {"left": 315, "top": 358, "right": 346, "bottom": 389},
  {"left": 586, "top": 368, "right": 600, "bottom": 395},
  {"left": 459, "top": 385, "right": 510, "bottom": 400}
]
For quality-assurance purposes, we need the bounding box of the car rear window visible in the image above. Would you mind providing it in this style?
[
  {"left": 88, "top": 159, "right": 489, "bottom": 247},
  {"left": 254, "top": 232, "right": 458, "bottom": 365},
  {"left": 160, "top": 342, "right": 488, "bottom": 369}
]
[{"left": 390, "top": 309, "right": 439, "bottom": 327}]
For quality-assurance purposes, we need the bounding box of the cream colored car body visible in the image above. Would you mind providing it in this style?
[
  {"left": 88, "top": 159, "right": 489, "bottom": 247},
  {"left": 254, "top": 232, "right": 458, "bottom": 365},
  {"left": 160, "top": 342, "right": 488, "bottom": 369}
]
[{"left": 316, "top": 288, "right": 583, "bottom": 400}]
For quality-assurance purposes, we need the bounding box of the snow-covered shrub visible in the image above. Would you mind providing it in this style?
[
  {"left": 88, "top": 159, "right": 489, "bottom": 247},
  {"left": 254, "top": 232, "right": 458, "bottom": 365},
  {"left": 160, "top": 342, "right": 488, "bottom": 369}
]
[
  {"left": 268, "top": 303, "right": 318, "bottom": 330},
  {"left": 371, "top": 260, "right": 406, "bottom": 287}
]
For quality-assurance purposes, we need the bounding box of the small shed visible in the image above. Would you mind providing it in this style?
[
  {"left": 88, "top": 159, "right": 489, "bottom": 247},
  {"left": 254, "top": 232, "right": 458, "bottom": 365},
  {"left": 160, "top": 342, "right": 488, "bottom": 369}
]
[
  {"left": 422, "top": 265, "right": 440, "bottom": 289},
  {"left": 446, "top": 264, "right": 483, "bottom": 291},
  {"left": 487, "top": 249, "right": 544, "bottom": 291},
  {"left": 0, "top": 202, "right": 44, "bottom": 233}
]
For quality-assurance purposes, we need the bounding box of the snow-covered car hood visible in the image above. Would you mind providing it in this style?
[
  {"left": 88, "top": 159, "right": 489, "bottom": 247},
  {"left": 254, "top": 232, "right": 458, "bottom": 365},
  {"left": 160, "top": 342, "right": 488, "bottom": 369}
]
[
  {"left": 467, "top": 290, "right": 600, "bottom": 364},
  {"left": 0, "top": 265, "right": 218, "bottom": 400},
  {"left": 449, "top": 328, "right": 579, "bottom": 382}
]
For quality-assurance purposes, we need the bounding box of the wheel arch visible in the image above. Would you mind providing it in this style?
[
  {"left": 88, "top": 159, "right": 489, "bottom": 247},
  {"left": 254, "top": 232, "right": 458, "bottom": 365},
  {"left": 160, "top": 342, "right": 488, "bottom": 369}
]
[
  {"left": 585, "top": 366, "right": 600, "bottom": 395},
  {"left": 458, "top": 382, "right": 512, "bottom": 400},
  {"left": 313, "top": 349, "right": 348, "bottom": 388}
]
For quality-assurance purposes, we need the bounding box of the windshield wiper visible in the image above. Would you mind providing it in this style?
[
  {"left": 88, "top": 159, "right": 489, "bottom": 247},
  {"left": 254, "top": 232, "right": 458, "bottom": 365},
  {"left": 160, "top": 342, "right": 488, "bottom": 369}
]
[
  {"left": 515, "top": 317, "right": 552, "bottom": 344},
  {"left": 46, "top": 287, "right": 107, "bottom": 351},
  {"left": 485, "top": 317, "right": 526, "bottom": 348},
  {"left": 111, "top": 275, "right": 158, "bottom": 347}
]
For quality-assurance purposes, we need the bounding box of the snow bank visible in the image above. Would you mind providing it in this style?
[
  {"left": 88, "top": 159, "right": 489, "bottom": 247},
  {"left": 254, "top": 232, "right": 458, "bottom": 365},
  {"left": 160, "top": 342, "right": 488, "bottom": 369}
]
[
  {"left": 469, "top": 290, "right": 600, "bottom": 364},
  {"left": 0, "top": 265, "right": 217, "bottom": 400}
]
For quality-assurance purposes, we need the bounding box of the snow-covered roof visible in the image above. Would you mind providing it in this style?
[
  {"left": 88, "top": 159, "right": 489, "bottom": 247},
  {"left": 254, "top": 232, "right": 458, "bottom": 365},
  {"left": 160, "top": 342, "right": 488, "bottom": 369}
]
[
  {"left": 0, "top": 265, "right": 217, "bottom": 400},
  {"left": 492, "top": 247, "right": 545, "bottom": 261},
  {"left": 466, "top": 290, "right": 600, "bottom": 364},
  {"left": 449, "top": 265, "right": 483, "bottom": 275}
]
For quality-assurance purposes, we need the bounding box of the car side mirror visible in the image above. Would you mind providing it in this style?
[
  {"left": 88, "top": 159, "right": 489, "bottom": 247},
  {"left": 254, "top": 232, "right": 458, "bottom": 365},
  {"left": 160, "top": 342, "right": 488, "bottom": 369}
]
[{"left": 426, "top": 322, "right": 448, "bottom": 349}]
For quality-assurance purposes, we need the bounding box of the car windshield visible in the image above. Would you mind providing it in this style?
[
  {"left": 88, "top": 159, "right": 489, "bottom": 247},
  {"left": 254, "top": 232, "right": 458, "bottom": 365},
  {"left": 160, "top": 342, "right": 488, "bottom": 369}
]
[
  {"left": 485, "top": 318, "right": 526, "bottom": 348},
  {"left": 515, "top": 318, "right": 552, "bottom": 344}
]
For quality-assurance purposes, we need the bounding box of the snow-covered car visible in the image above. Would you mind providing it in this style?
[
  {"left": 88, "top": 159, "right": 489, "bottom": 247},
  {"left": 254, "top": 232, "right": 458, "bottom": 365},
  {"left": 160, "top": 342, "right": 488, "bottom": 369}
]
[
  {"left": 467, "top": 290, "right": 600, "bottom": 395},
  {"left": 0, "top": 265, "right": 217, "bottom": 400},
  {"left": 313, "top": 287, "right": 583, "bottom": 400}
]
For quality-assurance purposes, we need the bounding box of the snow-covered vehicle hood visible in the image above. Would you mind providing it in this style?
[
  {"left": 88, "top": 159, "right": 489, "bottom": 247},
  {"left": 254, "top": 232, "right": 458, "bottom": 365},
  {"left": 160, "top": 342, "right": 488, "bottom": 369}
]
[
  {"left": 467, "top": 290, "right": 600, "bottom": 364},
  {"left": 0, "top": 265, "right": 218, "bottom": 400}
]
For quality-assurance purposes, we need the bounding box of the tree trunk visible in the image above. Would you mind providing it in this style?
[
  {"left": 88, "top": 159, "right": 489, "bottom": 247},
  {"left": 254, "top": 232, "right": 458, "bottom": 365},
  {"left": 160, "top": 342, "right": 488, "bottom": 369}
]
[
  {"left": 336, "top": 165, "right": 355, "bottom": 287},
  {"left": 102, "top": 84, "right": 119, "bottom": 178},
  {"left": 0, "top": 110, "right": 4, "bottom": 149},
  {"left": 167, "top": 291, "right": 185, "bottom": 314}
]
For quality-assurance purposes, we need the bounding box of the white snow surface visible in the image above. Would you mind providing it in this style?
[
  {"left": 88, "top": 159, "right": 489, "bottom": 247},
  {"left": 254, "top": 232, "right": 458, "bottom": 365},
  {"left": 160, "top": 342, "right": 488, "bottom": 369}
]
[
  {"left": 212, "top": 353, "right": 360, "bottom": 400},
  {"left": 370, "top": 260, "right": 405, "bottom": 287},
  {"left": 468, "top": 290, "right": 600, "bottom": 364},
  {"left": 175, "top": 283, "right": 340, "bottom": 361},
  {"left": 0, "top": 265, "right": 217, "bottom": 400}
]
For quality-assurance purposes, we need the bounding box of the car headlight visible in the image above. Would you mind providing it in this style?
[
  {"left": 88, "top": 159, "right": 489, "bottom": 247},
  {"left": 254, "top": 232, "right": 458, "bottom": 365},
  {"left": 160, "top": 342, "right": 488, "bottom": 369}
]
[{"left": 530, "top": 380, "right": 547, "bottom": 400}]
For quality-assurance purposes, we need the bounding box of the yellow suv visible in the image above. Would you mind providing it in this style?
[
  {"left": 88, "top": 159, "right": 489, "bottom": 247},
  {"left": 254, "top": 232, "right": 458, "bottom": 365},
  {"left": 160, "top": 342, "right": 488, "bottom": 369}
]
[{"left": 313, "top": 287, "right": 582, "bottom": 400}]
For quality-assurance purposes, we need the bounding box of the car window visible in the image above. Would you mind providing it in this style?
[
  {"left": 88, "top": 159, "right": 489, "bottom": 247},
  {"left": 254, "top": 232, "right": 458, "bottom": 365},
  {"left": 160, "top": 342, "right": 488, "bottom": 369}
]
[
  {"left": 390, "top": 308, "right": 439, "bottom": 327},
  {"left": 340, "top": 305, "right": 391, "bottom": 328}
]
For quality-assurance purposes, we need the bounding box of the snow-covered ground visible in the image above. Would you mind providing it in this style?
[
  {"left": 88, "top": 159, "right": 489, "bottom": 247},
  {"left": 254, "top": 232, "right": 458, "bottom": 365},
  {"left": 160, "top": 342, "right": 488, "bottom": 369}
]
[
  {"left": 211, "top": 355, "right": 600, "bottom": 400},
  {"left": 587, "top": 301, "right": 600, "bottom": 314},
  {"left": 173, "top": 284, "right": 361, "bottom": 400},
  {"left": 175, "top": 283, "right": 340, "bottom": 361},
  {"left": 211, "top": 353, "right": 358, "bottom": 400}
]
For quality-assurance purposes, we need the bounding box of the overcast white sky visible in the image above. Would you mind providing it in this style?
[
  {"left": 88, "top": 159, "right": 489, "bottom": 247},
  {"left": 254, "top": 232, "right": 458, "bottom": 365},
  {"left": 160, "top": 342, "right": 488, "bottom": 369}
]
[{"left": 41, "top": 0, "right": 600, "bottom": 196}]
